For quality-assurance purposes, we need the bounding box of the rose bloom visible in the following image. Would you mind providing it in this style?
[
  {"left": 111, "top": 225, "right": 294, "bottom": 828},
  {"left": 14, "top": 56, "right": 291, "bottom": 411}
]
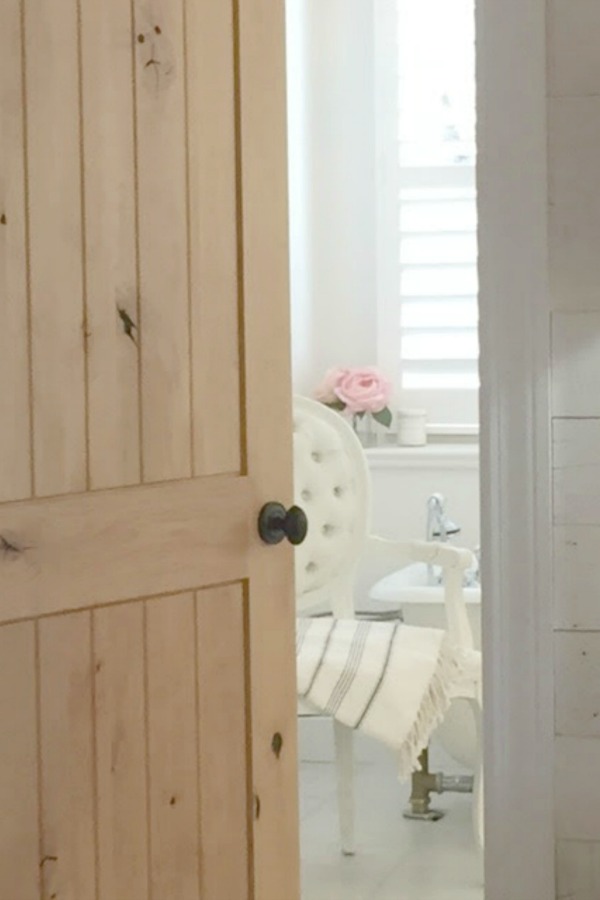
[
  {"left": 334, "top": 367, "right": 392, "bottom": 414},
  {"left": 313, "top": 367, "right": 349, "bottom": 404}
]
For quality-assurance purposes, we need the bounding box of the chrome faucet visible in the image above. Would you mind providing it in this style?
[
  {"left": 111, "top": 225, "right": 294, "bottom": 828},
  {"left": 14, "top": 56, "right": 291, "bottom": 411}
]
[
  {"left": 426, "top": 494, "right": 461, "bottom": 586},
  {"left": 426, "top": 493, "right": 461, "bottom": 543}
]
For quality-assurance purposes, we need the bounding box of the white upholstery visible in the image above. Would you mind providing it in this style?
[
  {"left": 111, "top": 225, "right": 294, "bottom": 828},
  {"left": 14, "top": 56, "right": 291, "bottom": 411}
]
[
  {"left": 293, "top": 397, "right": 369, "bottom": 617},
  {"left": 292, "top": 396, "right": 483, "bottom": 853}
]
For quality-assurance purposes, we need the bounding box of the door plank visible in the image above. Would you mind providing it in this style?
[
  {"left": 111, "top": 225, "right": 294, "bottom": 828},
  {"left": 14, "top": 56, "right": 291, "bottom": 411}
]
[
  {"left": 0, "top": 474, "right": 251, "bottom": 623},
  {"left": 0, "top": 622, "right": 39, "bottom": 899},
  {"left": 197, "top": 584, "right": 250, "bottom": 900},
  {"left": 133, "top": 0, "right": 192, "bottom": 483},
  {"left": 94, "top": 603, "right": 148, "bottom": 899},
  {"left": 186, "top": 0, "right": 241, "bottom": 477},
  {"left": 24, "top": 0, "right": 87, "bottom": 497},
  {"left": 38, "top": 612, "right": 96, "bottom": 900},
  {"left": 81, "top": 0, "right": 141, "bottom": 490},
  {"left": 0, "top": 0, "right": 32, "bottom": 503},
  {"left": 238, "top": 1, "right": 300, "bottom": 896},
  {"left": 145, "top": 593, "right": 199, "bottom": 899}
]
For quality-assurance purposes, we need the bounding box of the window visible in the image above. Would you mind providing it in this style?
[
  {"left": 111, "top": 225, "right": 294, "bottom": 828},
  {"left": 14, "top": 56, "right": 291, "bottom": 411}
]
[{"left": 376, "top": 0, "right": 479, "bottom": 430}]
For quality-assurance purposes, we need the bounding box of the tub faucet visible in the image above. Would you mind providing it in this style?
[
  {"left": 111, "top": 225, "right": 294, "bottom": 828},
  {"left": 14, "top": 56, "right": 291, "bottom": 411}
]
[
  {"left": 426, "top": 494, "right": 461, "bottom": 587},
  {"left": 426, "top": 493, "right": 461, "bottom": 543}
]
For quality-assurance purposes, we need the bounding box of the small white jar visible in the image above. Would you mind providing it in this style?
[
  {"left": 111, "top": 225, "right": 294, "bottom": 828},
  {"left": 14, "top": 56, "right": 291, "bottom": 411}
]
[{"left": 396, "top": 408, "right": 427, "bottom": 446}]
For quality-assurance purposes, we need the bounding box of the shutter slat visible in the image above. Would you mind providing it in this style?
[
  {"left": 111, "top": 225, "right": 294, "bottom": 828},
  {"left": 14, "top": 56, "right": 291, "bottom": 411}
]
[
  {"left": 400, "top": 233, "right": 477, "bottom": 265},
  {"left": 401, "top": 298, "right": 478, "bottom": 328},
  {"left": 401, "top": 265, "right": 478, "bottom": 296},
  {"left": 401, "top": 330, "right": 478, "bottom": 361}
]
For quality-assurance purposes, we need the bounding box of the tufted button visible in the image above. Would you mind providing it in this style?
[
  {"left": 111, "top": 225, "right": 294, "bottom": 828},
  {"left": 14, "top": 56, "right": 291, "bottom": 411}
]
[
  {"left": 301, "top": 489, "right": 311, "bottom": 502},
  {"left": 311, "top": 451, "right": 322, "bottom": 463},
  {"left": 305, "top": 562, "right": 317, "bottom": 574},
  {"left": 322, "top": 524, "right": 335, "bottom": 536},
  {"left": 333, "top": 486, "right": 344, "bottom": 497}
]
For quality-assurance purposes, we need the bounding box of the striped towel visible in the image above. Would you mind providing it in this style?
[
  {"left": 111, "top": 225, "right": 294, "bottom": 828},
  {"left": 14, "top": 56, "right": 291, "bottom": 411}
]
[{"left": 296, "top": 616, "right": 466, "bottom": 779}]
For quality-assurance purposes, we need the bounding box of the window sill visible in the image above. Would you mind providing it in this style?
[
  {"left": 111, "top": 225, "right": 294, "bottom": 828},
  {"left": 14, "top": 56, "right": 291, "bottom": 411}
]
[
  {"left": 428, "top": 423, "right": 479, "bottom": 438},
  {"left": 364, "top": 443, "right": 479, "bottom": 470}
]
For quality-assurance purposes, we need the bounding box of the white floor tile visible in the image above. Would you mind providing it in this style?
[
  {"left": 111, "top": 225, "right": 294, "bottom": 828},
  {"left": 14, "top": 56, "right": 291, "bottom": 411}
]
[{"left": 300, "top": 749, "right": 484, "bottom": 899}]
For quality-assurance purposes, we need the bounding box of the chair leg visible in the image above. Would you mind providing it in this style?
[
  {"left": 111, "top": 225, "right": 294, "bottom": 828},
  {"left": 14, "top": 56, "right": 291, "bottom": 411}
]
[{"left": 333, "top": 720, "right": 355, "bottom": 855}]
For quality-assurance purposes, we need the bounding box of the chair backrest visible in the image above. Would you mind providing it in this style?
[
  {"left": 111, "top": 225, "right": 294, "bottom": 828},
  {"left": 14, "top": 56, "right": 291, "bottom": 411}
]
[{"left": 293, "top": 396, "right": 371, "bottom": 616}]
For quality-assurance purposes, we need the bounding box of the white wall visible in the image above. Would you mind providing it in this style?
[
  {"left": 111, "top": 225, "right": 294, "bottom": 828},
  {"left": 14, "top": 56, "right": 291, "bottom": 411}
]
[
  {"left": 548, "top": 3, "right": 600, "bottom": 895},
  {"left": 286, "top": 0, "right": 378, "bottom": 396},
  {"left": 367, "top": 449, "right": 480, "bottom": 547}
]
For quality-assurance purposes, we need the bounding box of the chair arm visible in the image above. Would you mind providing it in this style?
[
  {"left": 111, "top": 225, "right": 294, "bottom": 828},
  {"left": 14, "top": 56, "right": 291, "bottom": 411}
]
[
  {"left": 404, "top": 539, "right": 474, "bottom": 572},
  {"left": 365, "top": 536, "right": 476, "bottom": 651},
  {"left": 366, "top": 536, "right": 474, "bottom": 573}
]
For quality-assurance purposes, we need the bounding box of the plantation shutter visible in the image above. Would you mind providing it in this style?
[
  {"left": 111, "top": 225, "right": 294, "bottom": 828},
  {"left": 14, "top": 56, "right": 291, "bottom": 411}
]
[{"left": 378, "top": 0, "right": 479, "bottom": 428}]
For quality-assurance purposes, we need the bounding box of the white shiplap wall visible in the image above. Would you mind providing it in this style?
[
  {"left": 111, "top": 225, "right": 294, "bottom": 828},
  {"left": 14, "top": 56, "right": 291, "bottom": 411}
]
[{"left": 549, "top": 2, "right": 600, "bottom": 895}]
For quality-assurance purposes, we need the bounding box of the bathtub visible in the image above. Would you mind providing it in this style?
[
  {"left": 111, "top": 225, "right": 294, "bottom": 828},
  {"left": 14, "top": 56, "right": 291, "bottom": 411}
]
[{"left": 369, "top": 561, "right": 481, "bottom": 771}]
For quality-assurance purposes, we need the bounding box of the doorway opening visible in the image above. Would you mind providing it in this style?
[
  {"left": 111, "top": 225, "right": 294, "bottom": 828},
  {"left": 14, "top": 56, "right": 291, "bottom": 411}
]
[{"left": 286, "top": 2, "right": 483, "bottom": 897}]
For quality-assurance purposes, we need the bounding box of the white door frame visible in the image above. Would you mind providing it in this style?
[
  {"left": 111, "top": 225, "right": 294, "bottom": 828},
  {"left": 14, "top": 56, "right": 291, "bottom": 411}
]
[{"left": 478, "top": 0, "right": 555, "bottom": 897}]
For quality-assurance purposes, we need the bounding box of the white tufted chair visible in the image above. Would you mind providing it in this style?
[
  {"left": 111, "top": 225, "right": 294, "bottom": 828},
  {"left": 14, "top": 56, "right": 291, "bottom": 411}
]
[{"left": 293, "top": 396, "right": 483, "bottom": 854}]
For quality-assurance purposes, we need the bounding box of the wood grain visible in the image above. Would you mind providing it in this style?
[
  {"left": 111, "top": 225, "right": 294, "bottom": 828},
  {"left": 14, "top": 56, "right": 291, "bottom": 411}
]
[
  {"left": 81, "top": 0, "right": 141, "bottom": 490},
  {"left": 0, "top": 622, "right": 39, "bottom": 899},
  {"left": 186, "top": 0, "right": 242, "bottom": 476},
  {"left": 94, "top": 603, "right": 148, "bottom": 899},
  {"left": 238, "top": 1, "right": 300, "bottom": 896},
  {"left": 38, "top": 612, "right": 96, "bottom": 900},
  {"left": 133, "top": 0, "right": 192, "bottom": 483},
  {"left": 0, "top": 0, "right": 32, "bottom": 502},
  {"left": 25, "top": 0, "right": 87, "bottom": 497},
  {"left": 197, "top": 584, "right": 250, "bottom": 899},
  {"left": 0, "top": 474, "right": 252, "bottom": 623},
  {"left": 0, "top": 2, "right": 299, "bottom": 895},
  {"left": 145, "top": 593, "right": 199, "bottom": 899}
]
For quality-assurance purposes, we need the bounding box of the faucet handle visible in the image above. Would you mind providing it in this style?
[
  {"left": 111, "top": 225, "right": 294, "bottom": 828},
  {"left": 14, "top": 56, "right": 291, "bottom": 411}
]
[{"left": 431, "top": 523, "right": 461, "bottom": 537}]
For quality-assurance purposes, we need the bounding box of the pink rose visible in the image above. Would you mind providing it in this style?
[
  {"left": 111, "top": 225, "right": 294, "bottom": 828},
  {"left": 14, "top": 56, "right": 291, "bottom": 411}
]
[
  {"left": 334, "top": 367, "right": 392, "bottom": 414},
  {"left": 313, "top": 367, "right": 349, "bottom": 404}
]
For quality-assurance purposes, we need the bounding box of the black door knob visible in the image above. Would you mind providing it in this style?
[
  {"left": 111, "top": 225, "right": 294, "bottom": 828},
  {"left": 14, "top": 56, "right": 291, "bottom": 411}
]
[{"left": 258, "top": 502, "right": 308, "bottom": 546}]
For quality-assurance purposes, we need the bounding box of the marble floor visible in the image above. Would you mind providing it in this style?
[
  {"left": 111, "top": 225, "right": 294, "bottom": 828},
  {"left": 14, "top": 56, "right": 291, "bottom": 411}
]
[{"left": 299, "top": 740, "right": 484, "bottom": 900}]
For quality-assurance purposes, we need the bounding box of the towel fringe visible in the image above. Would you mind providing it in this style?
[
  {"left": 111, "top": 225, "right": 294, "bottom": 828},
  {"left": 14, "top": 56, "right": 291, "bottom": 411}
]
[{"left": 396, "top": 636, "right": 468, "bottom": 781}]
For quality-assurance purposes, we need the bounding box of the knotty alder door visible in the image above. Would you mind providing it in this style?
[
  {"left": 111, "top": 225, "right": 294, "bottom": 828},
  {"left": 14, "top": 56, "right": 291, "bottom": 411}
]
[{"left": 0, "top": 1, "right": 299, "bottom": 898}]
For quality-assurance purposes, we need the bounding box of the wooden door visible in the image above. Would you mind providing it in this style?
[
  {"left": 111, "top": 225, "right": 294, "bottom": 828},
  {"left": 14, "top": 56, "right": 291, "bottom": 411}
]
[{"left": 0, "top": 1, "right": 299, "bottom": 898}]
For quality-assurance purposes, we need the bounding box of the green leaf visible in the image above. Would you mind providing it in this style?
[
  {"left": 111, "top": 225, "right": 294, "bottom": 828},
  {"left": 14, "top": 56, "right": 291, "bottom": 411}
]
[
  {"left": 326, "top": 400, "right": 346, "bottom": 411},
  {"left": 372, "top": 407, "right": 393, "bottom": 428}
]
